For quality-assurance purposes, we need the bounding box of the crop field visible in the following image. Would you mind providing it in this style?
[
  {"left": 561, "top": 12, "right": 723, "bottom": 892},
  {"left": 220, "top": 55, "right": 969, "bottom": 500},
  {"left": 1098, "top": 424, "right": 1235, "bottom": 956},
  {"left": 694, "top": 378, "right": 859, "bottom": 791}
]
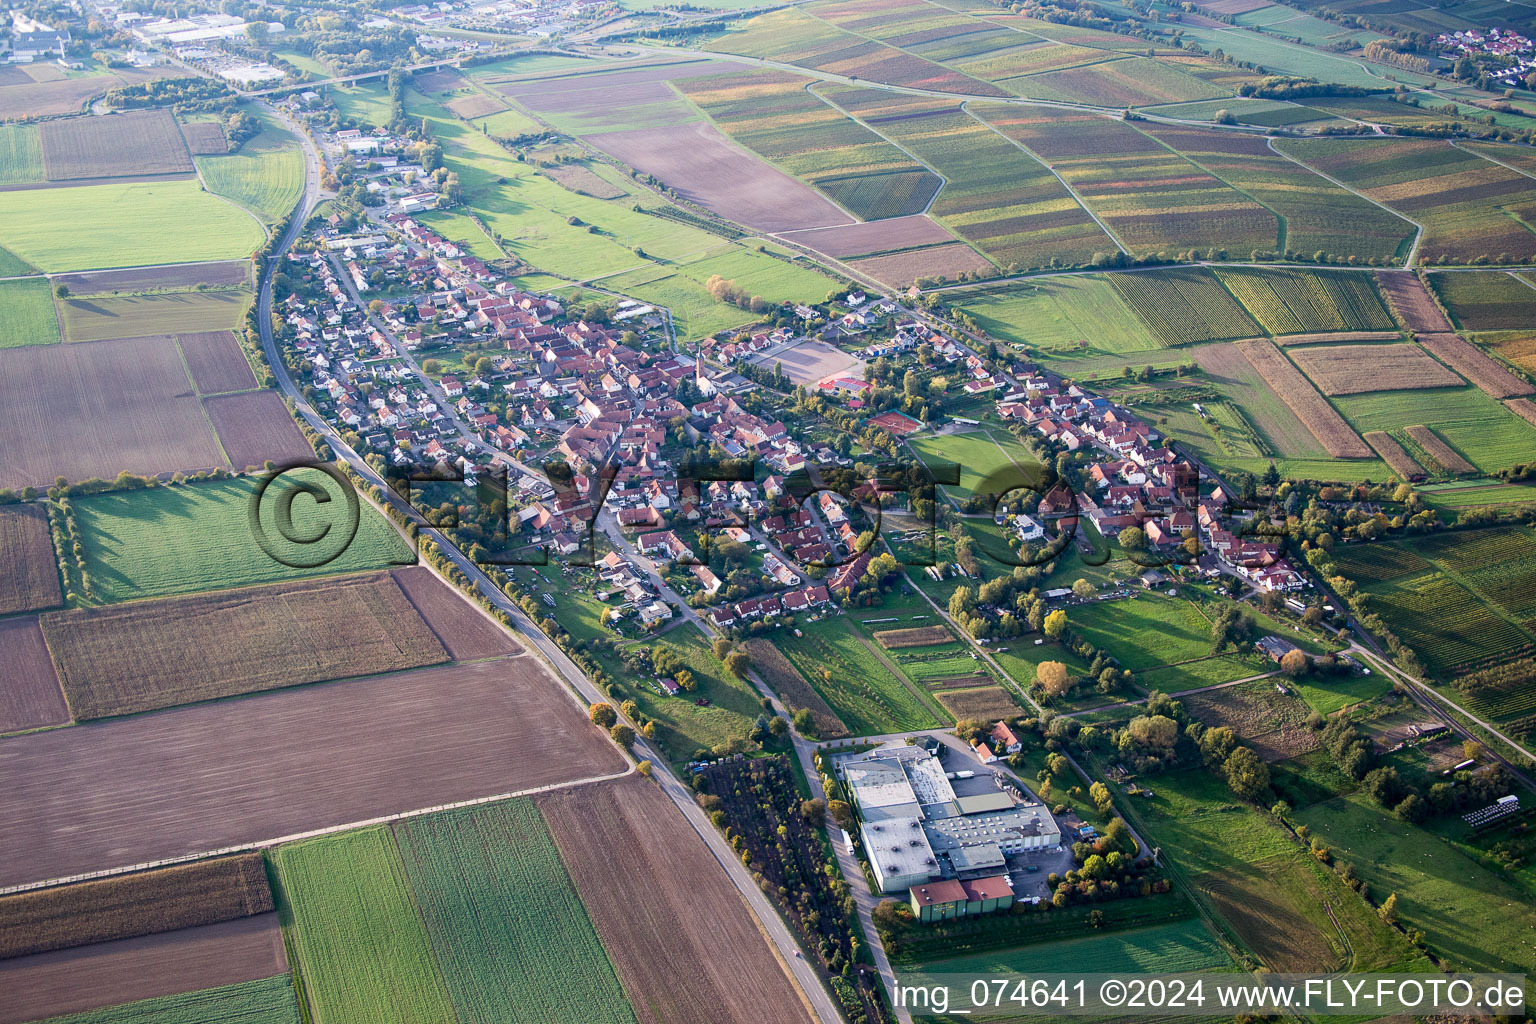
[
  {"left": 934, "top": 684, "right": 1019, "bottom": 720},
  {"left": 1140, "top": 97, "right": 1330, "bottom": 126},
  {"left": 1276, "top": 138, "right": 1536, "bottom": 264},
  {"left": 203, "top": 390, "right": 316, "bottom": 470},
  {"left": 537, "top": 775, "right": 814, "bottom": 1024},
  {"left": 777, "top": 613, "right": 945, "bottom": 733},
  {"left": 70, "top": 475, "right": 413, "bottom": 602},
  {"left": 675, "top": 68, "right": 941, "bottom": 220},
  {"left": 1288, "top": 342, "right": 1464, "bottom": 395},
  {"left": 540, "top": 161, "right": 627, "bottom": 199},
  {"left": 1509, "top": 397, "right": 1536, "bottom": 427},
  {"left": 1364, "top": 430, "right": 1423, "bottom": 480},
  {"left": 0, "top": 918, "right": 294, "bottom": 1024},
  {"left": 1234, "top": 339, "right": 1373, "bottom": 458},
  {"left": 874, "top": 624, "right": 952, "bottom": 647},
  {"left": 978, "top": 110, "right": 1277, "bottom": 256},
  {"left": 0, "top": 179, "right": 264, "bottom": 272},
  {"left": 1105, "top": 267, "right": 1260, "bottom": 346},
  {"left": 390, "top": 566, "right": 519, "bottom": 661},
  {"left": 274, "top": 827, "right": 456, "bottom": 1024},
  {"left": 196, "top": 116, "right": 305, "bottom": 225},
  {"left": 179, "top": 120, "right": 228, "bottom": 156},
  {"left": 1182, "top": 679, "right": 1318, "bottom": 761},
  {"left": 39, "top": 109, "right": 193, "bottom": 181},
  {"left": 0, "top": 656, "right": 622, "bottom": 889},
  {"left": 1374, "top": 270, "right": 1453, "bottom": 332},
  {"left": 0, "top": 70, "right": 130, "bottom": 122},
  {"left": 848, "top": 242, "right": 995, "bottom": 286},
  {"left": 1335, "top": 385, "right": 1536, "bottom": 474},
  {"left": 1427, "top": 270, "right": 1536, "bottom": 332},
  {"left": 0, "top": 505, "right": 61, "bottom": 615},
  {"left": 1404, "top": 424, "right": 1475, "bottom": 474},
  {"left": 1003, "top": 55, "right": 1229, "bottom": 106},
  {"left": 0, "top": 616, "right": 69, "bottom": 734},
  {"left": 52, "top": 261, "right": 251, "bottom": 295},
  {"left": 393, "top": 799, "right": 635, "bottom": 1024},
  {"left": 0, "top": 122, "right": 43, "bottom": 183},
  {"left": 0, "top": 335, "right": 228, "bottom": 490},
  {"left": 0, "top": 853, "right": 271, "bottom": 959},
  {"left": 776, "top": 213, "right": 956, "bottom": 257},
  {"left": 42, "top": 572, "right": 450, "bottom": 719},
  {"left": 1415, "top": 527, "right": 1536, "bottom": 624},
  {"left": 1214, "top": 267, "right": 1395, "bottom": 334},
  {"left": 0, "top": 276, "right": 62, "bottom": 348},
  {"left": 58, "top": 289, "right": 248, "bottom": 343},
  {"left": 1359, "top": 567, "right": 1526, "bottom": 674},
  {"left": 178, "top": 330, "right": 256, "bottom": 394},
  {"left": 742, "top": 639, "right": 848, "bottom": 737},
  {"left": 947, "top": 274, "right": 1156, "bottom": 358},
  {"left": 821, "top": 89, "right": 1111, "bottom": 270}
]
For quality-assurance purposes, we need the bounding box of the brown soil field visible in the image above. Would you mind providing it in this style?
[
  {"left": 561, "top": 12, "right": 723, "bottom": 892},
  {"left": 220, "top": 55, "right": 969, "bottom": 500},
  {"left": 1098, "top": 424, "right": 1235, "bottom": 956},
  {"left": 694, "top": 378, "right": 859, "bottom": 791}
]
[
  {"left": 928, "top": 674, "right": 995, "bottom": 689},
  {"left": 59, "top": 289, "right": 247, "bottom": 343},
  {"left": 1405, "top": 424, "right": 1475, "bottom": 474},
  {"left": 1233, "top": 339, "right": 1373, "bottom": 458},
  {"left": 0, "top": 617, "right": 68, "bottom": 735},
  {"left": 849, "top": 242, "right": 996, "bottom": 287},
  {"left": 412, "top": 67, "right": 469, "bottom": 93},
  {"left": 1364, "top": 431, "right": 1424, "bottom": 481},
  {"left": 51, "top": 261, "right": 251, "bottom": 295},
  {"left": 0, "top": 76, "right": 117, "bottom": 120},
  {"left": 0, "top": 657, "right": 622, "bottom": 888},
  {"left": 390, "top": 566, "right": 520, "bottom": 661},
  {"left": 444, "top": 91, "right": 507, "bottom": 119},
  {"left": 1416, "top": 332, "right": 1532, "bottom": 399},
  {"left": 752, "top": 339, "right": 864, "bottom": 386},
  {"left": 178, "top": 120, "right": 227, "bottom": 155},
  {"left": 742, "top": 638, "right": 848, "bottom": 738},
  {"left": 873, "top": 625, "right": 951, "bottom": 648},
  {"left": 538, "top": 775, "right": 813, "bottom": 1024},
  {"left": 43, "top": 572, "right": 450, "bottom": 720},
  {"left": 1183, "top": 680, "right": 1318, "bottom": 761},
  {"left": 0, "top": 335, "right": 227, "bottom": 490},
  {"left": 1507, "top": 397, "right": 1536, "bottom": 427},
  {"left": 0, "top": 853, "right": 270, "bottom": 959},
  {"left": 40, "top": 109, "right": 193, "bottom": 181},
  {"left": 179, "top": 330, "right": 256, "bottom": 394},
  {"left": 1375, "top": 271, "right": 1453, "bottom": 332},
  {"left": 1275, "top": 331, "right": 1403, "bottom": 345},
  {"left": 541, "top": 163, "right": 626, "bottom": 199},
  {"left": 204, "top": 390, "right": 316, "bottom": 471},
  {"left": 584, "top": 122, "right": 853, "bottom": 233},
  {"left": 0, "top": 505, "right": 62, "bottom": 616},
  {"left": 0, "top": 915, "right": 290, "bottom": 1024},
  {"left": 936, "top": 685, "right": 1019, "bottom": 721},
  {"left": 778, "top": 214, "right": 956, "bottom": 258},
  {"left": 1198, "top": 860, "right": 1341, "bottom": 972},
  {"left": 1288, "top": 342, "right": 1464, "bottom": 395}
]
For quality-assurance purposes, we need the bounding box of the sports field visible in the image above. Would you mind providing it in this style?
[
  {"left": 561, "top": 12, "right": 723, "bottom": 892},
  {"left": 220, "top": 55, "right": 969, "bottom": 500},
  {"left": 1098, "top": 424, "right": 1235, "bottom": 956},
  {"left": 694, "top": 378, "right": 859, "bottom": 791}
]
[
  {"left": 0, "top": 277, "right": 61, "bottom": 347},
  {"left": 0, "top": 180, "right": 265, "bottom": 272}
]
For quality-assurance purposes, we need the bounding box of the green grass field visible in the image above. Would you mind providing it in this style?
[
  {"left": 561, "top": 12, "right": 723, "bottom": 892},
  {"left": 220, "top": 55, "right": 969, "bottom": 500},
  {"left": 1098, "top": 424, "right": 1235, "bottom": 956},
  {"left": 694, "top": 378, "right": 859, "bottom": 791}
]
[
  {"left": 1335, "top": 386, "right": 1536, "bottom": 476},
  {"left": 0, "top": 123, "right": 43, "bottom": 184},
  {"left": 0, "top": 276, "right": 61, "bottom": 347},
  {"left": 0, "top": 179, "right": 265, "bottom": 272},
  {"left": 923, "top": 918, "right": 1231, "bottom": 976},
  {"left": 197, "top": 112, "right": 305, "bottom": 225},
  {"left": 0, "top": 243, "right": 35, "bottom": 277},
  {"left": 37, "top": 976, "right": 303, "bottom": 1024},
  {"left": 330, "top": 84, "right": 397, "bottom": 128},
  {"left": 1295, "top": 671, "right": 1391, "bottom": 715},
  {"left": 948, "top": 276, "right": 1158, "bottom": 358},
  {"left": 1068, "top": 594, "right": 1216, "bottom": 672},
  {"left": 393, "top": 799, "right": 635, "bottom": 1024},
  {"left": 273, "top": 827, "right": 456, "bottom": 1024},
  {"left": 906, "top": 428, "right": 1042, "bottom": 502},
  {"left": 71, "top": 475, "right": 414, "bottom": 603}
]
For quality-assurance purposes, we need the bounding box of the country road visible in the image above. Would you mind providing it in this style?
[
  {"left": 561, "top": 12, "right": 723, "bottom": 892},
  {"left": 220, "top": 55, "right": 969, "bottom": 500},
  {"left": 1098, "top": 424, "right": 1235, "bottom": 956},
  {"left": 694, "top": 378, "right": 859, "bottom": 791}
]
[{"left": 253, "top": 113, "right": 845, "bottom": 1024}]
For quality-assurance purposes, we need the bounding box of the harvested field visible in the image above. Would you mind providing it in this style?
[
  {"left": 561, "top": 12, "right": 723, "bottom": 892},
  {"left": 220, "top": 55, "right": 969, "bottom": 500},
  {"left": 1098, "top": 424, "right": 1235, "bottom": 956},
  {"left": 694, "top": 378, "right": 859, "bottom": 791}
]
[
  {"left": 59, "top": 289, "right": 248, "bottom": 344},
  {"left": 0, "top": 854, "right": 271, "bottom": 958},
  {"left": 582, "top": 122, "right": 851, "bottom": 233},
  {"left": 0, "top": 658, "right": 623, "bottom": 889},
  {"left": 849, "top": 243, "right": 996, "bottom": 287},
  {"left": 0, "top": 616, "right": 68, "bottom": 735},
  {"left": 1234, "top": 339, "right": 1372, "bottom": 458},
  {"left": 51, "top": 260, "right": 251, "bottom": 295},
  {"left": 1275, "top": 331, "right": 1402, "bottom": 345},
  {"left": 0, "top": 505, "right": 61, "bottom": 616},
  {"left": 1364, "top": 431, "right": 1424, "bottom": 481},
  {"left": 1416, "top": 332, "right": 1532, "bottom": 399},
  {"left": 1406, "top": 424, "right": 1475, "bottom": 474},
  {"left": 0, "top": 335, "right": 227, "bottom": 490},
  {"left": 1427, "top": 270, "right": 1536, "bottom": 332},
  {"left": 203, "top": 390, "right": 315, "bottom": 470},
  {"left": 390, "top": 566, "right": 520, "bottom": 661},
  {"left": 873, "top": 625, "right": 952, "bottom": 648},
  {"left": 541, "top": 162, "right": 626, "bottom": 199},
  {"left": 1508, "top": 397, "right": 1536, "bottom": 427},
  {"left": 1182, "top": 680, "right": 1318, "bottom": 761},
  {"left": 929, "top": 674, "right": 995, "bottom": 689},
  {"left": 777, "top": 214, "right": 955, "bottom": 258},
  {"left": 179, "top": 330, "right": 256, "bottom": 394},
  {"left": 742, "top": 639, "right": 848, "bottom": 738},
  {"left": 537, "top": 775, "right": 814, "bottom": 1024},
  {"left": 179, "top": 121, "right": 227, "bottom": 156},
  {"left": 1288, "top": 342, "right": 1464, "bottom": 395},
  {"left": 42, "top": 572, "right": 450, "bottom": 720},
  {"left": 40, "top": 110, "right": 193, "bottom": 181},
  {"left": 1375, "top": 270, "right": 1453, "bottom": 332},
  {"left": 413, "top": 67, "right": 468, "bottom": 93},
  {"left": 0, "top": 75, "right": 119, "bottom": 121},
  {"left": 1198, "top": 858, "right": 1342, "bottom": 972},
  {"left": 444, "top": 92, "right": 507, "bottom": 119},
  {"left": 935, "top": 685, "right": 1019, "bottom": 721},
  {"left": 0, "top": 918, "right": 292, "bottom": 1024}
]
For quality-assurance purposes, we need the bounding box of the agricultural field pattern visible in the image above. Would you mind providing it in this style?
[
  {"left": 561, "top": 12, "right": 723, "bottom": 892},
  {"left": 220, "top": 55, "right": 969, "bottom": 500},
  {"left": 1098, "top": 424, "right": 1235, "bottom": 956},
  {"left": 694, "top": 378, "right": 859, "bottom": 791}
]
[{"left": 4, "top": 0, "right": 1536, "bottom": 1022}]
